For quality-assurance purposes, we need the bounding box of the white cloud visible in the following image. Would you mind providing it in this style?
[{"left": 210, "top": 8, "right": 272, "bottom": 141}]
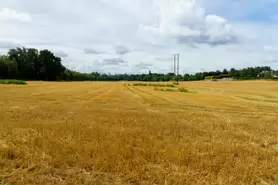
[
  {"left": 0, "top": 0, "right": 277, "bottom": 73},
  {"left": 115, "top": 46, "right": 129, "bottom": 55},
  {"left": 54, "top": 51, "right": 68, "bottom": 58},
  {"left": 84, "top": 49, "right": 104, "bottom": 55},
  {"left": 0, "top": 8, "right": 31, "bottom": 22},
  {"left": 101, "top": 58, "right": 127, "bottom": 66},
  {"left": 131, "top": 62, "right": 153, "bottom": 73},
  {"left": 0, "top": 41, "right": 22, "bottom": 49},
  {"left": 139, "top": 0, "right": 237, "bottom": 46}
]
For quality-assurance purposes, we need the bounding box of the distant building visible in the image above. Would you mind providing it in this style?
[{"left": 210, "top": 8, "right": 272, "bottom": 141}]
[{"left": 258, "top": 70, "right": 277, "bottom": 78}]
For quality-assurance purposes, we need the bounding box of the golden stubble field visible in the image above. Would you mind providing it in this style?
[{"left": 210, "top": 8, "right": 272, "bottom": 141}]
[{"left": 0, "top": 81, "right": 277, "bottom": 185}]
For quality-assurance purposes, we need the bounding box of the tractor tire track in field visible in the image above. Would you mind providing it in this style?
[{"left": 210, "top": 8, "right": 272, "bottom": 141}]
[
  {"left": 123, "top": 84, "right": 152, "bottom": 107},
  {"left": 125, "top": 84, "right": 278, "bottom": 123},
  {"left": 127, "top": 85, "right": 207, "bottom": 113},
  {"left": 128, "top": 85, "right": 177, "bottom": 108},
  {"left": 123, "top": 84, "right": 164, "bottom": 114}
]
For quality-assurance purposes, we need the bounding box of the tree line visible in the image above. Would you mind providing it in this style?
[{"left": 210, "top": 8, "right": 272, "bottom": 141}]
[
  {"left": 0, "top": 47, "right": 277, "bottom": 82},
  {"left": 0, "top": 48, "right": 65, "bottom": 81}
]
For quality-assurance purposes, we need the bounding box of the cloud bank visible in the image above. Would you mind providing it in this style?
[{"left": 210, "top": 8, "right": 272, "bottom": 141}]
[{"left": 0, "top": 0, "right": 278, "bottom": 73}]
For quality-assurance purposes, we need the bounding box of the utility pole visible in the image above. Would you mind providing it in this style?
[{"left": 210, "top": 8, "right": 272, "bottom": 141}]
[
  {"left": 177, "top": 54, "right": 180, "bottom": 84},
  {"left": 174, "top": 54, "right": 176, "bottom": 77},
  {"left": 173, "top": 54, "right": 180, "bottom": 84}
]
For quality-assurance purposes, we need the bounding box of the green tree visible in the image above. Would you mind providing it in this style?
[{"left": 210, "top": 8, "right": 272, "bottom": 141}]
[
  {"left": 39, "top": 50, "right": 65, "bottom": 81},
  {"left": 0, "top": 56, "right": 18, "bottom": 79},
  {"left": 223, "top": 69, "right": 229, "bottom": 74},
  {"left": 26, "top": 48, "right": 40, "bottom": 79},
  {"left": 8, "top": 48, "right": 28, "bottom": 78}
]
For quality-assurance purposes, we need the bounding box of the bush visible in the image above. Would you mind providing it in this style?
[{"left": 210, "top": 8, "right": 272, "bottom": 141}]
[
  {"left": 0, "top": 80, "right": 27, "bottom": 85},
  {"left": 178, "top": 88, "right": 189, "bottom": 92},
  {"left": 205, "top": 76, "right": 214, "bottom": 80},
  {"left": 134, "top": 83, "right": 148, "bottom": 86},
  {"left": 205, "top": 74, "right": 232, "bottom": 80},
  {"left": 134, "top": 83, "right": 176, "bottom": 88},
  {"left": 154, "top": 87, "right": 190, "bottom": 93},
  {"left": 159, "top": 88, "right": 176, "bottom": 92},
  {"left": 219, "top": 74, "right": 232, "bottom": 78}
]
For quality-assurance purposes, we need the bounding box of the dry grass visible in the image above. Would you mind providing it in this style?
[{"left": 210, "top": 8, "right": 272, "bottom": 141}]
[{"left": 0, "top": 81, "right": 277, "bottom": 185}]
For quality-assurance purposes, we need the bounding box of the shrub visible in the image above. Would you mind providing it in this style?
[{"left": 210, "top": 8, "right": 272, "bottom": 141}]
[
  {"left": 205, "top": 76, "right": 214, "bottom": 80},
  {"left": 219, "top": 74, "right": 232, "bottom": 78},
  {"left": 0, "top": 80, "right": 27, "bottom": 85},
  {"left": 155, "top": 84, "right": 175, "bottom": 88},
  {"left": 205, "top": 74, "right": 232, "bottom": 81},
  {"left": 160, "top": 88, "right": 176, "bottom": 92},
  {"left": 178, "top": 88, "right": 189, "bottom": 92},
  {"left": 134, "top": 83, "right": 176, "bottom": 88},
  {"left": 154, "top": 87, "right": 190, "bottom": 93},
  {"left": 133, "top": 83, "right": 148, "bottom": 86}
]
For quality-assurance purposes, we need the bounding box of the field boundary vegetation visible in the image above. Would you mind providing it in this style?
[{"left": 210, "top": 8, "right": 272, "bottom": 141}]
[
  {"left": 154, "top": 87, "right": 197, "bottom": 94},
  {"left": 0, "top": 80, "right": 27, "bottom": 85},
  {"left": 133, "top": 83, "right": 176, "bottom": 88},
  {"left": 1, "top": 47, "right": 278, "bottom": 82}
]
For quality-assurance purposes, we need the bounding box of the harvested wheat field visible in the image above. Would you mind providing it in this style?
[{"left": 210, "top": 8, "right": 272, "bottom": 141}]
[{"left": 0, "top": 81, "right": 277, "bottom": 185}]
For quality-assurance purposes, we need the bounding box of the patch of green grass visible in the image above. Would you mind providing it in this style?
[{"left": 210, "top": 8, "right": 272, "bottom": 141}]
[
  {"left": 258, "top": 94, "right": 278, "bottom": 99},
  {"left": 178, "top": 88, "right": 189, "bottom": 92},
  {"left": 133, "top": 83, "right": 176, "bottom": 88},
  {"left": 154, "top": 87, "right": 176, "bottom": 92},
  {"left": 154, "top": 87, "right": 198, "bottom": 94},
  {"left": 187, "top": 91, "right": 199, "bottom": 94},
  {"left": 0, "top": 80, "right": 27, "bottom": 85},
  {"left": 134, "top": 83, "right": 176, "bottom": 88}
]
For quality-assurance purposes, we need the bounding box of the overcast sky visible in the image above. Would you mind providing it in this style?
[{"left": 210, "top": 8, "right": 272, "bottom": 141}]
[{"left": 1, "top": 0, "right": 278, "bottom": 74}]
